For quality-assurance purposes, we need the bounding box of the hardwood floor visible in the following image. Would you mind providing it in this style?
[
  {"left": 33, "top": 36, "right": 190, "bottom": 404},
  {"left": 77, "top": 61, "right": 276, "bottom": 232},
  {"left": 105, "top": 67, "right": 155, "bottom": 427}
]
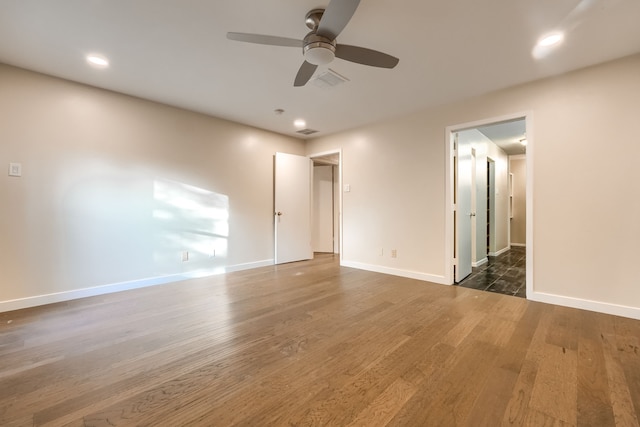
[{"left": 1, "top": 254, "right": 639, "bottom": 426}]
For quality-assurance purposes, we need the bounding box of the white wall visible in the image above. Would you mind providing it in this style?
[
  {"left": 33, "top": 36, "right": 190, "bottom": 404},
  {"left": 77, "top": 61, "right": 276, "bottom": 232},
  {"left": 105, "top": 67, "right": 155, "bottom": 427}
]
[
  {"left": 0, "top": 64, "right": 304, "bottom": 311},
  {"left": 308, "top": 114, "right": 447, "bottom": 283},
  {"left": 307, "top": 54, "right": 640, "bottom": 319},
  {"left": 510, "top": 156, "right": 526, "bottom": 245}
]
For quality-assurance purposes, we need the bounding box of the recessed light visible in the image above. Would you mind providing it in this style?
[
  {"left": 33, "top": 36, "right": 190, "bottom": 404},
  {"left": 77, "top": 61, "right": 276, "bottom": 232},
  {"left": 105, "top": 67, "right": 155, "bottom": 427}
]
[
  {"left": 537, "top": 33, "right": 564, "bottom": 48},
  {"left": 86, "top": 54, "right": 109, "bottom": 68},
  {"left": 294, "top": 119, "right": 306, "bottom": 128}
]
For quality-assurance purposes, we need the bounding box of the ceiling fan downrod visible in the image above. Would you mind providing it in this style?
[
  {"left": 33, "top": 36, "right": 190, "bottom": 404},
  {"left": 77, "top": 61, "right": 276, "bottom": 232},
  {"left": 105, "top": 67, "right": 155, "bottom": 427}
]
[{"left": 303, "top": 9, "right": 335, "bottom": 66}]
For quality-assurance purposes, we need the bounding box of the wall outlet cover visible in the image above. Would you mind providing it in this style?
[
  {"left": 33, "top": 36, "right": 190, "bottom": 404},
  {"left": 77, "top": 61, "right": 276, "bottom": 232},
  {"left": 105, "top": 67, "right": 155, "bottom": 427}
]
[{"left": 9, "top": 163, "right": 22, "bottom": 177}]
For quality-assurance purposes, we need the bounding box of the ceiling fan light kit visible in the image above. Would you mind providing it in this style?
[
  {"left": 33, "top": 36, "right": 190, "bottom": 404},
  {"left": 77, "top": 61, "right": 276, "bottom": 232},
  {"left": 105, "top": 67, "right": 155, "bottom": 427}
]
[
  {"left": 226, "top": 0, "right": 399, "bottom": 87},
  {"left": 303, "top": 34, "right": 336, "bottom": 66}
]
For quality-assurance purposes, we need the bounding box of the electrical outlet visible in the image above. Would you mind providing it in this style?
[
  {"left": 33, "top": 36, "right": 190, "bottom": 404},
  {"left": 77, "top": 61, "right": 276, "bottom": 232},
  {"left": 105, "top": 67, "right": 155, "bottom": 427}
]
[
  {"left": 391, "top": 249, "right": 397, "bottom": 258},
  {"left": 8, "top": 163, "right": 22, "bottom": 177},
  {"left": 182, "top": 251, "right": 189, "bottom": 262}
]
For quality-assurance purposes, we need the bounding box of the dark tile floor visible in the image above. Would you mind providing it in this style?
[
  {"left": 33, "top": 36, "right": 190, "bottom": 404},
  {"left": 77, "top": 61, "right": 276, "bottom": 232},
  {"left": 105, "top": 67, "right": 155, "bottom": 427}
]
[{"left": 457, "top": 246, "right": 526, "bottom": 298}]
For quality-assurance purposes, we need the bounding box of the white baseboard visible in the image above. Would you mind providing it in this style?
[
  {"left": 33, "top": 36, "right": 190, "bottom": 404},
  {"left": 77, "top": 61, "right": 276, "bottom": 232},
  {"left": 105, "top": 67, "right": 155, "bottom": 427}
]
[
  {"left": 510, "top": 243, "right": 526, "bottom": 247},
  {"left": 528, "top": 291, "right": 640, "bottom": 320},
  {"left": 473, "top": 258, "right": 488, "bottom": 268},
  {"left": 340, "top": 260, "right": 448, "bottom": 285},
  {"left": 225, "top": 259, "right": 274, "bottom": 273},
  {"left": 0, "top": 259, "right": 274, "bottom": 313},
  {"left": 489, "top": 246, "right": 510, "bottom": 257}
]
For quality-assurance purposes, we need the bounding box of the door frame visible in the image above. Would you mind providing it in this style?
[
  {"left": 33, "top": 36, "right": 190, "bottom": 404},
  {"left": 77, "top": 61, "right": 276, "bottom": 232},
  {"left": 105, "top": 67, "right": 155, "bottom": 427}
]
[
  {"left": 471, "top": 147, "right": 477, "bottom": 265},
  {"left": 444, "top": 111, "right": 533, "bottom": 298},
  {"left": 308, "top": 149, "right": 343, "bottom": 262}
]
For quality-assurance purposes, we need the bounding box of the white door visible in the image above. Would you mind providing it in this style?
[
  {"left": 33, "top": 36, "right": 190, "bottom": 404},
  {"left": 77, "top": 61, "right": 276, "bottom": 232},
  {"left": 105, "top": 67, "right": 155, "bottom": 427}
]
[
  {"left": 274, "top": 152, "right": 313, "bottom": 264},
  {"left": 456, "top": 134, "right": 473, "bottom": 281}
]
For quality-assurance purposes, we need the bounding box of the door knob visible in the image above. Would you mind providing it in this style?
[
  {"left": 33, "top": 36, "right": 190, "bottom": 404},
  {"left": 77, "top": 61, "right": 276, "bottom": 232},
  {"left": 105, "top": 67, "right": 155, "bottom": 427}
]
[{"left": 276, "top": 212, "right": 283, "bottom": 216}]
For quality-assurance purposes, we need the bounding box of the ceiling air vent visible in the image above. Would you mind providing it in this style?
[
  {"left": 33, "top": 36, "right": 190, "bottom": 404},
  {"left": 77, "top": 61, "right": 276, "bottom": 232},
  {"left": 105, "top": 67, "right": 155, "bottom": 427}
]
[
  {"left": 312, "top": 68, "right": 349, "bottom": 89},
  {"left": 296, "top": 128, "right": 319, "bottom": 136}
]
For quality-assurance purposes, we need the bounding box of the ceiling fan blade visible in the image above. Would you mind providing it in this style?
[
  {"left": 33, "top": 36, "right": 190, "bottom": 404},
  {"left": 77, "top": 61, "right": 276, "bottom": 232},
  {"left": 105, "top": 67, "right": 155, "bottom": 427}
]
[
  {"left": 226, "top": 32, "right": 303, "bottom": 48},
  {"left": 316, "top": 0, "right": 361, "bottom": 40},
  {"left": 294, "top": 61, "right": 318, "bottom": 87},
  {"left": 335, "top": 44, "right": 399, "bottom": 68}
]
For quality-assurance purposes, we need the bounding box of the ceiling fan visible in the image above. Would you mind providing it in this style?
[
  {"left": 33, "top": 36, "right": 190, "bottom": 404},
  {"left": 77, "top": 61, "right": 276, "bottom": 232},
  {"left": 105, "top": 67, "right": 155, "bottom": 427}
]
[{"left": 226, "top": 0, "right": 399, "bottom": 87}]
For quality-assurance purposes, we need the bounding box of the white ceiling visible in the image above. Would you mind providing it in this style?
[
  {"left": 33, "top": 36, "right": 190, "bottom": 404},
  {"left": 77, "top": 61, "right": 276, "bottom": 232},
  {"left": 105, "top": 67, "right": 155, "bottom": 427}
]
[
  {"left": 478, "top": 119, "right": 527, "bottom": 156},
  {"left": 1, "top": 0, "right": 639, "bottom": 139}
]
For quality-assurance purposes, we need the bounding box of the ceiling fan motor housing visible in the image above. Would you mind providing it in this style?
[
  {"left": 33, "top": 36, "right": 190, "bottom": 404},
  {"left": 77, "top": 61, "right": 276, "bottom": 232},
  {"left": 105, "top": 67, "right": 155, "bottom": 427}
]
[
  {"left": 226, "top": 1, "right": 399, "bottom": 87},
  {"left": 303, "top": 33, "right": 336, "bottom": 65}
]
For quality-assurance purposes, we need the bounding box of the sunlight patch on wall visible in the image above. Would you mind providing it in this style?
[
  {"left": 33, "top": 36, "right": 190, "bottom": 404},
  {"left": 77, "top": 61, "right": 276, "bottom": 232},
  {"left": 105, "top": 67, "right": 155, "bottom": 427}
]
[{"left": 153, "top": 178, "right": 229, "bottom": 268}]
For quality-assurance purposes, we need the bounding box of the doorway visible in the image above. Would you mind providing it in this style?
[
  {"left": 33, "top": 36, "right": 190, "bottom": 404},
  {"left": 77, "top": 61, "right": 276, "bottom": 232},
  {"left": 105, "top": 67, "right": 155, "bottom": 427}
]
[
  {"left": 446, "top": 114, "right": 531, "bottom": 297},
  {"left": 310, "top": 150, "right": 342, "bottom": 258},
  {"left": 273, "top": 150, "right": 342, "bottom": 265}
]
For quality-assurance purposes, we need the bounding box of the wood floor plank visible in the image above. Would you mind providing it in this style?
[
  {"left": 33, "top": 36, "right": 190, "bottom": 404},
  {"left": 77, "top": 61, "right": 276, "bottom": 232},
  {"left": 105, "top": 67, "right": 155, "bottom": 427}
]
[
  {"left": 464, "top": 366, "right": 520, "bottom": 427},
  {"left": 189, "top": 297, "right": 453, "bottom": 426},
  {"left": 529, "top": 343, "right": 578, "bottom": 425},
  {"left": 523, "top": 408, "right": 574, "bottom": 426},
  {"left": 576, "top": 311, "right": 616, "bottom": 426},
  {"left": 600, "top": 315, "right": 640, "bottom": 427},
  {"left": 1, "top": 254, "right": 639, "bottom": 426},
  {"left": 463, "top": 303, "right": 542, "bottom": 426},
  {"left": 388, "top": 339, "right": 501, "bottom": 426},
  {"left": 502, "top": 359, "right": 540, "bottom": 427},
  {"left": 79, "top": 280, "right": 426, "bottom": 426},
  {"left": 278, "top": 309, "right": 459, "bottom": 426},
  {"left": 545, "top": 306, "right": 581, "bottom": 351},
  {"left": 611, "top": 316, "right": 640, "bottom": 423},
  {"left": 345, "top": 377, "right": 417, "bottom": 427},
  {"left": 502, "top": 303, "right": 554, "bottom": 426}
]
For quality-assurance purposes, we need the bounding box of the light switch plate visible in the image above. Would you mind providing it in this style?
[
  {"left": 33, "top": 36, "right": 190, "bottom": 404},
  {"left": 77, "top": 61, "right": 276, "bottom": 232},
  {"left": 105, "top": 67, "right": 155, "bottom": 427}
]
[{"left": 9, "top": 163, "right": 22, "bottom": 177}]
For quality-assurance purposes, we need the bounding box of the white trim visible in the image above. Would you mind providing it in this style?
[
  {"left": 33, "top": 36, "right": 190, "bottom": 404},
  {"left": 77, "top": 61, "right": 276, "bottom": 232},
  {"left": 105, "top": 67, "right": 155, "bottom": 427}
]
[
  {"left": 472, "top": 258, "right": 488, "bottom": 268},
  {"left": 510, "top": 243, "right": 526, "bottom": 247},
  {"left": 444, "top": 131, "right": 455, "bottom": 284},
  {"left": 489, "top": 246, "right": 510, "bottom": 257},
  {"left": 0, "top": 259, "right": 273, "bottom": 313},
  {"left": 525, "top": 114, "right": 534, "bottom": 300},
  {"left": 341, "top": 260, "right": 448, "bottom": 285},
  {"left": 227, "top": 259, "right": 274, "bottom": 272},
  {"left": 445, "top": 111, "right": 533, "bottom": 286},
  {"left": 529, "top": 291, "right": 640, "bottom": 320}
]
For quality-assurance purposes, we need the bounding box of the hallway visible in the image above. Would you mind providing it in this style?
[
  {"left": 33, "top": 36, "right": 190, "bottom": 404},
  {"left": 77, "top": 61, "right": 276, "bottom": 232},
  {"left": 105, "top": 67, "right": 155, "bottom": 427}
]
[{"left": 458, "top": 246, "right": 526, "bottom": 298}]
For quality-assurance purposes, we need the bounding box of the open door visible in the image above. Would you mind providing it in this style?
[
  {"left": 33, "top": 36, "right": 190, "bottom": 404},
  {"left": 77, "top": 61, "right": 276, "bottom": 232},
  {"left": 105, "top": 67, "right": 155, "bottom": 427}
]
[
  {"left": 274, "top": 152, "right": 313, "bottom": 264},
  {"left": 455, "top": 133, "right": 473, "bottom": 281}
]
